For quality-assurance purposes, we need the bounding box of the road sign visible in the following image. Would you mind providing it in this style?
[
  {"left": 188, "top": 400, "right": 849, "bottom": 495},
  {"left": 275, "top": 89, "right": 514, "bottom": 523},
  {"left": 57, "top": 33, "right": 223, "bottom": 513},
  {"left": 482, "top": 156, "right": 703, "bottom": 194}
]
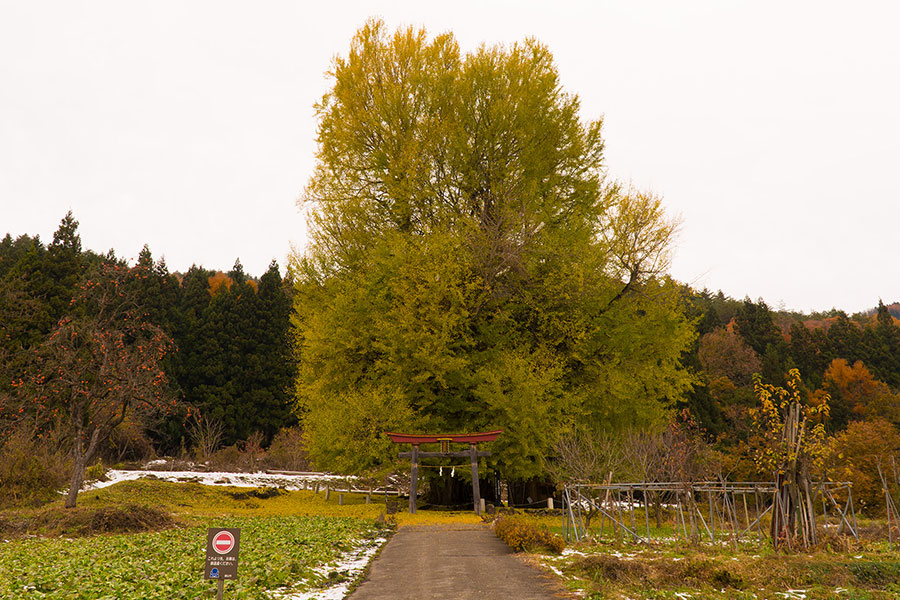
[
  {"left": 212, "top": 530, "right": 235, "bottom": 554},
  {"left": 205, "top": 528, "right": 240, "bottom": 580}
]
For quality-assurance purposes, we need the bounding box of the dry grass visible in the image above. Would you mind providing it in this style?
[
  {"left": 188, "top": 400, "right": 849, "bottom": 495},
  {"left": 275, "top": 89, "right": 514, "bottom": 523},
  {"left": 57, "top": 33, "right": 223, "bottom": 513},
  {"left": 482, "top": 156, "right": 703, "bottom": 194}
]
[
  {"left": 542, "top": 538, "right": 900, "bottom": 600},
  {"left": 0, "top": 504, "right": 175, "bottom": 538}
]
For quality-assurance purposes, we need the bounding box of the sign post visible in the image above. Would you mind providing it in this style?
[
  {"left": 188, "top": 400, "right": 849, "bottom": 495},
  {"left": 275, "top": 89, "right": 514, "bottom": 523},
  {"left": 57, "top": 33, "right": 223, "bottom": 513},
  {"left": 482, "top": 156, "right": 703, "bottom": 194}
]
[{"left": 205, "top": 528, "right": 240, "bottom": 600}]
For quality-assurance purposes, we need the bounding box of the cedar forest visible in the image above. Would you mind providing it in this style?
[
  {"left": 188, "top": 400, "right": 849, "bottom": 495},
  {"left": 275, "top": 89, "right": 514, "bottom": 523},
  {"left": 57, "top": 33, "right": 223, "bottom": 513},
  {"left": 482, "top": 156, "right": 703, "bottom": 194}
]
[{"left": 2, "top": 22, "right": 899, "bottom": 514}]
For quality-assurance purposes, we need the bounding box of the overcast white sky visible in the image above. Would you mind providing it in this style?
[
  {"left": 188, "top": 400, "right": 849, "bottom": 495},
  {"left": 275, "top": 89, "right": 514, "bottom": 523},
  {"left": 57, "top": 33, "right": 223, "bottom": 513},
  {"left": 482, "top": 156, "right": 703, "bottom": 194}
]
[{"left": 1, "top": 1, "right": 898, "bottom": 314}]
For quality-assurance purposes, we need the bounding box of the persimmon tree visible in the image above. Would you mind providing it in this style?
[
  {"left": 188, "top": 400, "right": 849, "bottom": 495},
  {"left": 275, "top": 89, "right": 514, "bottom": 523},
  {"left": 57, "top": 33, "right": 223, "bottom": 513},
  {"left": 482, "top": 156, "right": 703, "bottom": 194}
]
[{"left": 12, "top": 263, "right": 175, "bottom": 507}]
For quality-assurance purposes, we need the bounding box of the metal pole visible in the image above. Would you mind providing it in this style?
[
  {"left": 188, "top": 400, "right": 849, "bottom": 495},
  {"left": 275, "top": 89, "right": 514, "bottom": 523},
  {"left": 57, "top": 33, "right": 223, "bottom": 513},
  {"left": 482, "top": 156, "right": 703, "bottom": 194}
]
[
  {"left": 878, "top": 463, "right": 893, "bottom": 550},
  {"left": 217, "top": 577, "right": 224, "bottom": 600},
  {"left": 849, "top": 488, "right": 859, "bottom": 540}
]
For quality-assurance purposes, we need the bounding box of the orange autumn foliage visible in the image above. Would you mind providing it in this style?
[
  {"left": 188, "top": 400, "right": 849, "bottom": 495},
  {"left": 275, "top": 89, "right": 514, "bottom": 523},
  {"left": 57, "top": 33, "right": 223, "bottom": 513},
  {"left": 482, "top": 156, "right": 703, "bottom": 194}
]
[
  {"left": 822, "top": 359, "right": 897, "bottom": 421},
  {"left": 207, "top": 273, "right": 258, "bottom": 296}
]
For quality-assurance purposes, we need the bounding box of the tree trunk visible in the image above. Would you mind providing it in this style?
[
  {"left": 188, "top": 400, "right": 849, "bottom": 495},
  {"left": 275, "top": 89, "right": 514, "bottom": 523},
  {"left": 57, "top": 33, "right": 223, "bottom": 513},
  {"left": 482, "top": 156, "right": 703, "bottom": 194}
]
[
  {"left": 65, "top": 454, "right": 87, "bottom": 508},
  {"left": 65, "top": 427, "right": 102, "bottom": 508}
]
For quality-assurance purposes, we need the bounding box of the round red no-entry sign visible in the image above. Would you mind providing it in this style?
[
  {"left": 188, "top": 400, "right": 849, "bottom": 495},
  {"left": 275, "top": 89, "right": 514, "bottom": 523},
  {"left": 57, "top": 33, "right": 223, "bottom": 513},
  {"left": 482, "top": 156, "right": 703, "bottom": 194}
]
[{"left": 212, "top": 530, "right": 235, "bottom": 555}]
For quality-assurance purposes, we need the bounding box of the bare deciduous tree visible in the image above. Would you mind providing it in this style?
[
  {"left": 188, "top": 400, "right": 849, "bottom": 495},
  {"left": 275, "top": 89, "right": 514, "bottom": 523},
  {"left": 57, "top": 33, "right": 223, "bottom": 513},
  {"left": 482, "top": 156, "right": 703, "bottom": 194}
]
[{"left": 545, "top": 428, "right": 625, "bottom": 529}]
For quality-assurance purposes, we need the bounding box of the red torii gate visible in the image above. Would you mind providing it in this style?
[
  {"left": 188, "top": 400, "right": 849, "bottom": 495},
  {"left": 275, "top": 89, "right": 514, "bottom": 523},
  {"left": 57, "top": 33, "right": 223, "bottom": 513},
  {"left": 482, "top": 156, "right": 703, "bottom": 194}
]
[{"left": 386, "top": 430, "right": 503, "bottom": 515}]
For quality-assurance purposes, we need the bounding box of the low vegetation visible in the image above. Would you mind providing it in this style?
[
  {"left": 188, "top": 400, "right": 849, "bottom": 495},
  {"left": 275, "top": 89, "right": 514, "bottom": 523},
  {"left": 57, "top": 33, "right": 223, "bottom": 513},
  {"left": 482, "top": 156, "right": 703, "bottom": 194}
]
[
  {"left": 0, "top": 514, "right": 377, "bottom": 600},
  {"left": 0, "top": 480, "right": 388, "bottom": 600},
  {"left": 492, "top": 514, "right": 565, "bottom": 554},
  {"left": 532, "top": 528, "right": 900, "bottom": 600}
]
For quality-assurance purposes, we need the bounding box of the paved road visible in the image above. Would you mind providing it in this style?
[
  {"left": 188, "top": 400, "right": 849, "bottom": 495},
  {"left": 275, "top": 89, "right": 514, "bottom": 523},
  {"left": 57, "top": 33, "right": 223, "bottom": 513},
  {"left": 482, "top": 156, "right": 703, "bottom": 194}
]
[{"left": 348, "top": 524, "right": 568, "bottom": 600}]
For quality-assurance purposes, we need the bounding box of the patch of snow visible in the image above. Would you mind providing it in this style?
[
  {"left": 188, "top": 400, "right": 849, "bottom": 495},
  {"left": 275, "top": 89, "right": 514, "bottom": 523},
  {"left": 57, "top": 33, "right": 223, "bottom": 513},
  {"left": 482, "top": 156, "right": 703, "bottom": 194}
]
[
  {"left": 545, "top": 564, "right": 564, "bottom": 578},
  {"left": 673, "top": 593, "right": 693, "bottom": 600},
  {"left": 775, "top": 591, "right": 807, "bottom": 600},
  {"left": 81, "top": 469, "right": 356, "bottom": 492},
  {"left": 267, "top": 537, "right": 387, "bottom": 600}
]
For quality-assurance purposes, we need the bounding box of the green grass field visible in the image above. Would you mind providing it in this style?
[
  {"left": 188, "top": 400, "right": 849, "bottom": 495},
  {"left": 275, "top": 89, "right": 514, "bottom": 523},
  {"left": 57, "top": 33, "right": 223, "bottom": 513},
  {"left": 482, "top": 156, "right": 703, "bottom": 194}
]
[
  {"left": 0, "top": 480, "right": 390, "bottom": 599},
  {"left": 0, "top": 478, "right": 484, "bottom": 599}
]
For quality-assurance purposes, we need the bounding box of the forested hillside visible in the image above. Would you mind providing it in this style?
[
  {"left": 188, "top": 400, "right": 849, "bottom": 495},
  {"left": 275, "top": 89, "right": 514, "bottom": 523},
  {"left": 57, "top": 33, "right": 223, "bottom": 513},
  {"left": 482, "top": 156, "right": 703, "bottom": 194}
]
[
  {"left": 0, "top": 213, "right": 296, "bottom": 458},
  {"left": 684, "top": 291, "right": 900, "bottom": 436},
  {"left": 2, "top": 211, "right": 899, "bottom": 509}
]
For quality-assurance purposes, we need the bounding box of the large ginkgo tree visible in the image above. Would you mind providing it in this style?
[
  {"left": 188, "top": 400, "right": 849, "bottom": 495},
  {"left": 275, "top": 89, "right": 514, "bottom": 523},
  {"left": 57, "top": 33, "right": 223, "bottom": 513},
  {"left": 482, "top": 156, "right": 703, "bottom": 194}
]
[{"left": 291, "top": 20, "right": 696, "bottom": 482}]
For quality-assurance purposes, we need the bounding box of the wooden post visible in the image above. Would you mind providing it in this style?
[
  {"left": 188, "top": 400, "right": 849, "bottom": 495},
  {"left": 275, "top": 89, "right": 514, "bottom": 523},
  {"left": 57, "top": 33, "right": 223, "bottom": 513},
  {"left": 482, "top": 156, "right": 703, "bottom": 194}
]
[
  {"left": 628, "top": 487, "right": 637, "bottom": 542},
  {"left": 643, "top": 489, "right": 650, "bottom": 541},
  {"left": 688, "top": 492, "right": 697, "bottom": 542},
  {"left": 754, "top": 488, "right": 763, "bottom": 543},
  {"left": 615, "top": 490, "right": 625, "bottom": 545},
  {"left": 409, "top": 444, "right": 419, "bottom": 514},
  {"left": 470, "top": 443, "right": 481, "bottom": 515},
  {"left": 598, "top": 497, "right": 607, "bottom": 539},
  {"left": 325, "top": 485, "right": 330, "bottom": 501},
  {"left": 339, "top": 493, "right": 344, "bottom": 506},
  {"left": 742, "top": 493, "right": 750, "bottom": 535}
]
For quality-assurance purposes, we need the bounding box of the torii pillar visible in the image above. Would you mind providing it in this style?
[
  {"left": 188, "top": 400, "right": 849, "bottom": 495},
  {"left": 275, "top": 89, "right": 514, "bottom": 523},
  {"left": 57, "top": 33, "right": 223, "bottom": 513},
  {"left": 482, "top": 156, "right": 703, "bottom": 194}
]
[{"left": 386, "top": 430, "right": 503, "bottom": 515}]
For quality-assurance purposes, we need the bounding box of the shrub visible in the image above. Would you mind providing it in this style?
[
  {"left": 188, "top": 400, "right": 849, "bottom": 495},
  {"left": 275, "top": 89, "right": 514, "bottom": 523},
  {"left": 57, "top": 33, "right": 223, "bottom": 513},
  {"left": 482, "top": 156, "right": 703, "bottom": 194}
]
[
  {"left": 574, "top": 554, "right": 647, "bottom": 582},
  {"left": 493, "top": 516, "right": 564, "bottom": 554},
  {"left": 106, "top": 417, "right": 155, "bottom": 463},
  {"left": 263, "top": 426, "right": 310, "bottom": 471},
  {"left": 227, "top": 487, "right": 285, "bottom": 501},
  {"left": 0, "top": 426, "right": 70, "bottom": 508},
  {"left": 207, "top": 436, "right": 271, "bottom": 473},
  {"left": 84, "top": 460, "right": 108, "bottom": 483},
  {"left": 208, "top": 444, "right": 243, "bottom": 471}
]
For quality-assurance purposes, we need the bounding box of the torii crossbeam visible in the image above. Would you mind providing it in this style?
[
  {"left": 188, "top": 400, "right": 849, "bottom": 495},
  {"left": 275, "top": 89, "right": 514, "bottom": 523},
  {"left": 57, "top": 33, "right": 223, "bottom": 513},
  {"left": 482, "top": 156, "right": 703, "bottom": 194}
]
[{"left": 386, "top": 430, "right": 503, "bottom": 515}]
